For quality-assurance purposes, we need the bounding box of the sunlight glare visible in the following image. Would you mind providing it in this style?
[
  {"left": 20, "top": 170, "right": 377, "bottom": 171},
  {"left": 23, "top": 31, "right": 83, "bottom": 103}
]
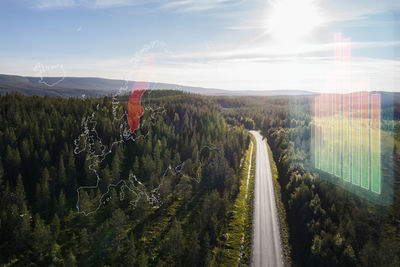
[{"left": 266, "top": 0, "right": 323, "bottom": 44}]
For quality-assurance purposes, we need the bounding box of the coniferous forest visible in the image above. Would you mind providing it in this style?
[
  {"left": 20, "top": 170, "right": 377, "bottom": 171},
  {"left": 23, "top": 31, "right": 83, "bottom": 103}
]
[
  {"left": 0, "top": 91, "right": 399, "bottom": 266},
  {"left": 218, "top": 95, "right": 400, "bottom": 266},
  {"left": 1, "top": 0, "right": 399, "bottom": 266},
  {"left": 0, "top": 91, "right": 248, "bottom": 266}
]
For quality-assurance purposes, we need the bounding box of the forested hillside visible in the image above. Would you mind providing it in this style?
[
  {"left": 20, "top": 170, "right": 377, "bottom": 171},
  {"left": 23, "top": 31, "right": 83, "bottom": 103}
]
[
  {"left": 0, "top": 91, "right": 249, "bottom": 266},
  {"left": 1, "top": 91, "right": 399, "bottom": 266},
  {"left": 218, "top": 96, "right": 400, "bottom": 266}
]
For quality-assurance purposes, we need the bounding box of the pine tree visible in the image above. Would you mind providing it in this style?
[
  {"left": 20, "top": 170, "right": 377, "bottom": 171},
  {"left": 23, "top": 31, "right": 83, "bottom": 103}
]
[
  {"left": 168, "top": 219, "right": 185, "bottom": 266},
  {"left": 78, "top": 228, "right": 90, "bottom": 262},
  {"left": 32, "top": 213, "right": 51, "bottom": 260},
  {"left": 64, "top": 250, "right": 77, "bottom": 266},
  {"left": 111, "top": 208, "right": 128, "bottom": 252},
  {"left": 15, "top": 174, "right": 26, "bottom": 209},
  {"left": 58, "top": 155, "right": 67, "bottom": 186},
  {"left": 49, "top": 241, "right": 63, "bottom": 265},
  {"left": 50, "top": 214, "right": 60, "bottom": 241},
  {"left": 14, "top": 201, "right": 31, "bottom": 251},
  {"left": 186, "top": 230, "right": 200, "bottom": 266},
  {"left": 153, "top": 140, "right": 162, "bottom": 174},
  {"left": 5, "top": 145, "right": 21, "bottom": 174},
  {"left": 58, "top": 190, "right": 66, "bottom": 216},
  {"left": 66, "top": 150, "right": 76, "bottom": 180},
  {"left": 0, "top": 158, "right": 4, "bottom": 185},
  {"left": 42, "top": 150, "right": 51, "bottom": 166},
  {"left": 138, "top": 251, "right": 148, "bottom": 267},
  {"left": 111, "top": 149, "right": 122, "bottom": 183},
  {"left": 36, "top": 168, "right": 51, "bottom": 217},
  {"left": 20, "top": 139, "right": 31, "bottom": 161},
  {"left": 123, "top": 233, "right": 137, "bottom": 267},
  {"left": 133, "top": 156, "right": 139, "bottom": 174}
]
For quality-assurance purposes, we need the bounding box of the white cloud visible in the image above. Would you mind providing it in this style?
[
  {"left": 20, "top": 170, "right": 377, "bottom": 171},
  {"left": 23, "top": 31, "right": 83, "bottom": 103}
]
[
  {"left": 2, "top": 39, "right": 399, "bottom": 92},
  {"left": 166, "top": 40, "right": 400, "bottom": 64},
  {"left": 8, "top": 0, "right": 400, "bottom": 92},
  {"left": 36, "top": 0, "right": 75, "bottom": 9},
  {"left": 30, "top": 0, "right": 238, "bottom": 11},
  {"left": 323, "top": 0, "right": 400, "bottom": 22},
  {"left": 33, "top": 0, "right": 139, "bottom": 9},
  {"left": 161, "top": 0, "right": 235, "bottom": 13}
]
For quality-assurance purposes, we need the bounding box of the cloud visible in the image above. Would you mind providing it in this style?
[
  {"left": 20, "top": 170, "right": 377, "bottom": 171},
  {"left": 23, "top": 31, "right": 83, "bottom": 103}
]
[
  {"left": 30, "top": 0, "right": 238, "bottom": 11},
  {"left": 36, "top": 0, "right": 75, "bottom": 9},
  {"left": 166, "top": 40, "right": 400, "bottom": 65},
  {"left": 161, "top": 0, "right": 235, "bottom": 13},
  {"left": 322, "top": 0, "right": 400, "bottom": 22},
  {"left": 149, "top": 39, "right": 399, "bottom": 92},
  {"left": 151, "top": 55, "right": 400, "bottom": 92},
  {"left": 2, "top": 38, "right": 398, "bottom": 92},
  {"left": 6, "top": 1, "right": 400, "bottom": 92},
  {"left": 33, "top": 0, "right": 139, "bottom": 9}
]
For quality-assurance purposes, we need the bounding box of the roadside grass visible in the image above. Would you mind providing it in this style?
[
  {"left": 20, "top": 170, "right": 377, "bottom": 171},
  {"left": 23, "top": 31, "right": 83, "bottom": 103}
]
[
  {"left": 243, "top": 134, "right": 256, "bottom": 266},
  {"left": 214, "top": 135, "right": 256, "bottom": 266}
]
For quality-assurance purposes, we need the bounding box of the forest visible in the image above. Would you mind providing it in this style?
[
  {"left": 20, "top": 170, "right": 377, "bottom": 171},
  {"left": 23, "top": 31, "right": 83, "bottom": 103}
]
[
  {"left": 0, "top": 91, "right": 249, "bottom": 266},
  {"left": 217, "top": 95, "right": 400, "bottom": 266},
  {"left": 0, "top": 91, "right": 399, "bottom": 266}
]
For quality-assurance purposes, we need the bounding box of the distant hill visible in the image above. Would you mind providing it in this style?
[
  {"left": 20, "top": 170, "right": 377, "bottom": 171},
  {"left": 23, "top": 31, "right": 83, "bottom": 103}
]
[{"left": 0, "top": 74, "right": 314, "bottom": 97}]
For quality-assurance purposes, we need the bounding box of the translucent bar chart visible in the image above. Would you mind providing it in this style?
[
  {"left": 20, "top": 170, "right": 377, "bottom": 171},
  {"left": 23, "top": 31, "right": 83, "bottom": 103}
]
[
  {"left": 312, "top": 92, "right": 381, "bottom": 195},
  {"left": 305, "top": 32, "right": 393, "bottom": 205}
]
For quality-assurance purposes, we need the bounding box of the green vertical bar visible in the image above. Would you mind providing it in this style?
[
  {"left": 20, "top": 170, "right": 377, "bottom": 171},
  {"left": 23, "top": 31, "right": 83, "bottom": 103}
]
[
  {"left": 352, "top": 92, "right": 360, "bottom": 186},
  {"left": 342, "top": 94, "right": 351, "bottom": 182},
  {"left": 361, "top": 92, "right": 369, "bottom": 189},
  {"left": 315, "top": 96, "right": 321, "bottom": 169},
  {"left": 328, "top": 94, "right": 333, "bottom": 174},
  {"left": 312, "top": 97, "right": 315, "bottom": 168},
  {"left": 334, "top": 94, "right": 341, "bottom": 177},
  {"left": 324, "top": 94, "right": 329, "bottom": 172},
  {"left": 371, "top": 94, "right": 381, "bottom": 194},
  {"left": 321, "top": 94, "right": 327, "bottom": 172}
]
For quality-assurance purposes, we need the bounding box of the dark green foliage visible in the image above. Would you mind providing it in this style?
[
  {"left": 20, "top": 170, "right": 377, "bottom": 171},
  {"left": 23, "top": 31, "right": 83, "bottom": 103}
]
[
  {"left": 225, "top": 95, "right": 400, "bottom": 266},
  {"left": 0, "top": 92, "right": 248, "bottom": 266}
]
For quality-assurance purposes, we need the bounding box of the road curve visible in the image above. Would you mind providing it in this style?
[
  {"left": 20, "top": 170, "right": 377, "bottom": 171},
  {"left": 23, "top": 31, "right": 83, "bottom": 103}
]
[{"left": 250, "top": 131, "right": 283, "bottom": 267}]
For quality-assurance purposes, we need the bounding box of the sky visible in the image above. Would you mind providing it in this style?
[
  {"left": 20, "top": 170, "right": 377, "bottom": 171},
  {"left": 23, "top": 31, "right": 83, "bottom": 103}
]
[{"left": 0, "top": 0, "right": 399, "bottom": 92}]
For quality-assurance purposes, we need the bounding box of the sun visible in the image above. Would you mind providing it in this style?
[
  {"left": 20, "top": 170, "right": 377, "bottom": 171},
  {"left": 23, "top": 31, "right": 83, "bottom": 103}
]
[{"left": 266, "top": 0, "right": 323, "bottom": 44}]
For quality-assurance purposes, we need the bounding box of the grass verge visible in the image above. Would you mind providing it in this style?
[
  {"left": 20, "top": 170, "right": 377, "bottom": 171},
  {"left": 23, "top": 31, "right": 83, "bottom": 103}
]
[{"left": 214, "top": 135, "right": 256, "bottom": 266}]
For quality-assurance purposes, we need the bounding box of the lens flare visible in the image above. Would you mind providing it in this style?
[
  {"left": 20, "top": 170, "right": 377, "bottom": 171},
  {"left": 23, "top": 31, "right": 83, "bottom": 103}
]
[{"left": 266, "top": 0, "right": 323, "bottom": 44}]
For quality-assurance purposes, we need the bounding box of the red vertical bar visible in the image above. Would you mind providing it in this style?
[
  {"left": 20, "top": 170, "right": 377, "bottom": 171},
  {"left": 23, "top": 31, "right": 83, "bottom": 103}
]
[{"left": 360, "top": 92, "right": 368, "bottom": 119}]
